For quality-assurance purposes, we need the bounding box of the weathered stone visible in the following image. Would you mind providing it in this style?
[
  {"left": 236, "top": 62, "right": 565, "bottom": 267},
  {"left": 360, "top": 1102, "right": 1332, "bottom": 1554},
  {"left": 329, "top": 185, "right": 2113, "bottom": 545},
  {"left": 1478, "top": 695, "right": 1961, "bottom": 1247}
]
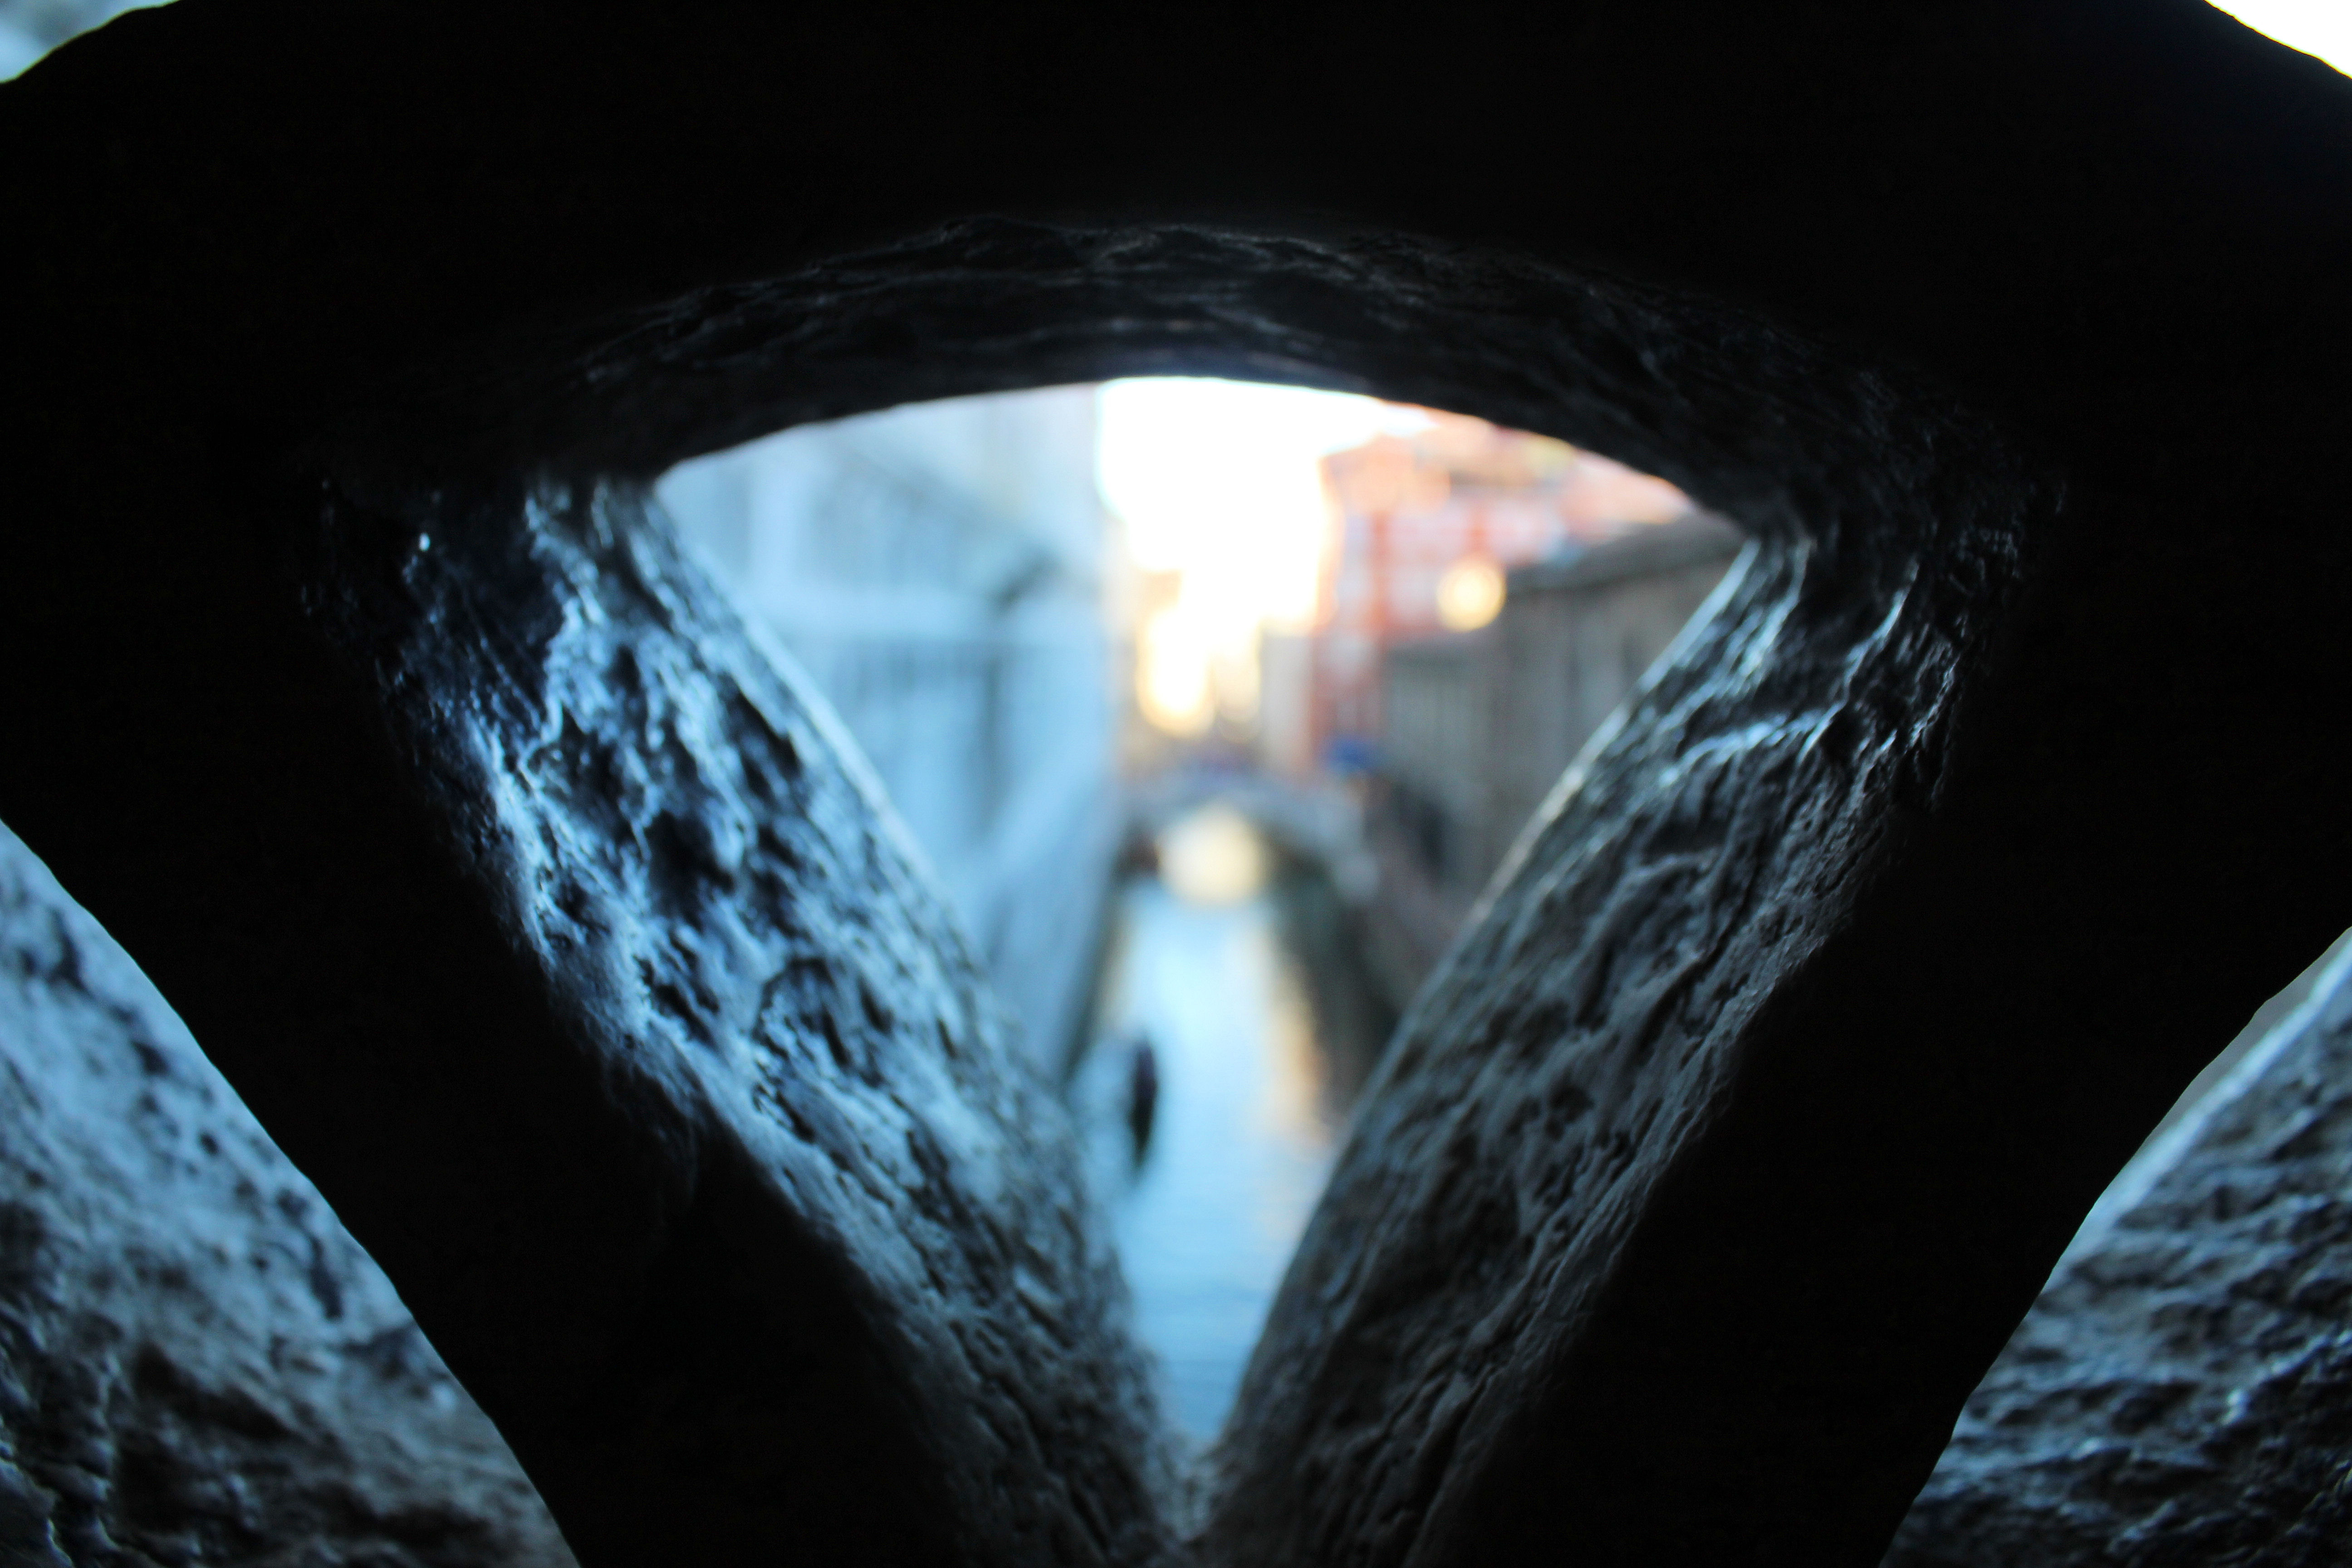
[
  {"left": 2, "top": 4, "right": 2351, "bottom": 1567},
  {"left": 1884, "top": 946, "right": 2352, "bottom": 1568},
  {"left": 245, "top": 474, "right": 1175, "bottom": 1567},
  {"left": 0, "top": 823, "right": 576, "bottom": 1568}
]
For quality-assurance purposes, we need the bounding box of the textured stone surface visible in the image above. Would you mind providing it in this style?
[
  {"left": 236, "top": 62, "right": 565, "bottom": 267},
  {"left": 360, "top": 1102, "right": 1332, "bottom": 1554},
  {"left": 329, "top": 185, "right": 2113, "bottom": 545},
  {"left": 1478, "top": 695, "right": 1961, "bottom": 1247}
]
[
  {"left": 1210, "top": 436, "right": 2043, "bottom": 1564},
  {"left": 1208, "top": 446, "right": 2350, "bottom": 1563},
  {"left": 0, "top": 824, "right": 575, "bottom": 1568},
  {"left": 1884, "top": 946, "right": 2352, "bottom": 1568},
  {"left": 275, "top": 475, "right": 1177, "bottom": 1566},
  {"left": 2, "top": 4, "right": 2351, "bottom": 1567}
]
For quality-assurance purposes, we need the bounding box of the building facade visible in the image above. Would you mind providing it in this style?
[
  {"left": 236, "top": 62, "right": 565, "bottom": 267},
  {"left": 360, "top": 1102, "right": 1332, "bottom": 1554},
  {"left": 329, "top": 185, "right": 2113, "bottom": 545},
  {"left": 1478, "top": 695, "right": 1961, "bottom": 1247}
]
[
  {"left": 1294, "top": 412, "right": 1692, "bottom": 773},
  {"left": 1248, "top": 409, "right": 1735, "bottom": 1007}
]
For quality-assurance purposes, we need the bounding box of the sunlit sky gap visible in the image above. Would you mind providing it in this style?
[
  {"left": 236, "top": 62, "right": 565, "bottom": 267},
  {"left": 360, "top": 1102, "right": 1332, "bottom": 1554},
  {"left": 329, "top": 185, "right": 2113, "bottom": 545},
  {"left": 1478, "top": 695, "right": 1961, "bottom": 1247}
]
[
  {"left": 1097, "top": 379, "right": 1431, "bottom": 735},
  {"left": 2211, "top": 1, "right": 2352, "bottom": 76}
]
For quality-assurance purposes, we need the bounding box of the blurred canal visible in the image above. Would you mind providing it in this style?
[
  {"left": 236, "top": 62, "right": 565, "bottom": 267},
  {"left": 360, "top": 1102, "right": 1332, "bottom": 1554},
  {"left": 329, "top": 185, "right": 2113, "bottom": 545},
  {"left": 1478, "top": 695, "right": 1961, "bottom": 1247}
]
[{"left": 1070, "top": 800, "right": 1392, "bottom": 1444}]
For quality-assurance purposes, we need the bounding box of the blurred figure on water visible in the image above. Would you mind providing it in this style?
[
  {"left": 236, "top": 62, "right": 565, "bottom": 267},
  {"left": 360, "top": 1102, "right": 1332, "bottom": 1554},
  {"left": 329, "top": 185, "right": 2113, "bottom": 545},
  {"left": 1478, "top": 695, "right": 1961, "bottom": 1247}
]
[
  {"left": 1073, "top": 800, "right": 1389, "bottom": 1441},
  {"left": 1126, "top": 1033, "right": 1160, "bottom": 1164}
]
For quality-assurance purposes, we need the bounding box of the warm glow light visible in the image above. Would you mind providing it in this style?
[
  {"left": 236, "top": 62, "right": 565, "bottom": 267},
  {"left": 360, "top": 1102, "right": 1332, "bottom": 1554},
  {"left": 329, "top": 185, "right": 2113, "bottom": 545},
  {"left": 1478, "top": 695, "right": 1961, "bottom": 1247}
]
[
  {"left": 1101, "top": 379, "right": 1429, "bottom": 736},
  {"left": 2210, "top": 1, "right": 2352, "bottom": 74},
  {"left": 1436, "top": 557, "right": 1507, "bottom": 632},
  {"left": 1137, "top": 606, "right": 1216, "bottom": 736},
  {"left": 1158, "top": 804, "right": 1269, "bottom": 905}
]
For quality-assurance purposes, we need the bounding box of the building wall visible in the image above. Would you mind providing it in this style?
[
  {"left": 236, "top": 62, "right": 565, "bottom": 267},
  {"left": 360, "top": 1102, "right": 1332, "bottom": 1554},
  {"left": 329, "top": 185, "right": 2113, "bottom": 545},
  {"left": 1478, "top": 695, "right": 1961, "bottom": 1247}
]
[
  {"left": 1380, "top": 635, "right": 1491, "bottom": 884},
  {"left": 657, "top": 387, "right": 1117, "bottom": 1071},
  {"left": 1254, "top": 630, "right": 1318, "bottom": 781},
  {"left": 1479, "top": 516, "right": 1749, "bottom": 878}
]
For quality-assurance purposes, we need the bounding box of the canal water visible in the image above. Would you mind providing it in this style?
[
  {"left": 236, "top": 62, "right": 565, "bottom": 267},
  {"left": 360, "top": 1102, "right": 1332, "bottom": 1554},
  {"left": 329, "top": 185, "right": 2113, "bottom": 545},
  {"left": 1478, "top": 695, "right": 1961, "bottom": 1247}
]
[{"left": 1070, "top": 801, "right": 1390, "bottom": 1445}]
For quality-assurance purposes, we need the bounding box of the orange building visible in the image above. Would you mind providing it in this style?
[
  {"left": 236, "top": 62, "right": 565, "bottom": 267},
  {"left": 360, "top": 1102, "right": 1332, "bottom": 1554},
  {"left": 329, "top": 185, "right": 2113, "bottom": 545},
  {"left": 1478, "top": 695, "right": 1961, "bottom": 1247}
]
[{"left": 1297, "top": 412, "right": 1689, "bottom": 772}]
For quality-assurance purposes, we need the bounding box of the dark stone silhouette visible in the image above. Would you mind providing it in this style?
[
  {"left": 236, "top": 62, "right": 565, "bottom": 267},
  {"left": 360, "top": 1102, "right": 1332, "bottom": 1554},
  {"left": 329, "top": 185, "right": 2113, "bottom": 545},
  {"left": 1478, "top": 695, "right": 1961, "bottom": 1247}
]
[
  {"left": 0, "top": 826, "right": 575, "bottom": 1568},
  {"left": 1, "top": 2, "right": 2349, "bottom": 1565},
  {"left": 1884, "top": 946, "right": 2352, "bottom": 1568}
]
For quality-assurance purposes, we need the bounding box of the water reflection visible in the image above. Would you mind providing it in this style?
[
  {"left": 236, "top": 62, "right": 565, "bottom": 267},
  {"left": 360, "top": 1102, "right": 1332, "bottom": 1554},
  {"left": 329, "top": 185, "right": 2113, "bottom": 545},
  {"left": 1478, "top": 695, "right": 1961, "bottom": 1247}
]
[{"left": 1075, "top": 802, "right": 1370, "bottom": 1442}]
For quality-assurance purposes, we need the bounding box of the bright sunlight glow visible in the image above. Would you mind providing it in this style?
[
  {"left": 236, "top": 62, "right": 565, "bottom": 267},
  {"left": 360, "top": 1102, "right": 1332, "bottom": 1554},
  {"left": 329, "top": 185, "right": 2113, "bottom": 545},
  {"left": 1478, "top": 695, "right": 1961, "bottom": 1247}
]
[
  {"left": 1435, "top": 557, "right": 1508, "bottom": 633},
  {"left": 1098, "top": 379, "right": 1430, "bottom": 736},
  {"left": 2210, "top": 1, "right": 2352, "bottom": 75}
]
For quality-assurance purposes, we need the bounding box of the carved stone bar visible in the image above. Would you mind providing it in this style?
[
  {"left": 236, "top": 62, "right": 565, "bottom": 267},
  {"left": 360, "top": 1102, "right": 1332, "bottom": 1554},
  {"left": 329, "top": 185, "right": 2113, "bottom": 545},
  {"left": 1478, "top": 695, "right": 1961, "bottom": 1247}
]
[
  {"left": 1205, "top": 428, "right": 2342, "bottom": 1563},
  {"left": 0, "top": 825, "right": 575, "bottom": 1568},
  {"left": 1887, "top": 946, "right": 2352, "bottom": 1568},
  {"left": 3, "top": 3, "right": 2350, "bottom": 1566}
]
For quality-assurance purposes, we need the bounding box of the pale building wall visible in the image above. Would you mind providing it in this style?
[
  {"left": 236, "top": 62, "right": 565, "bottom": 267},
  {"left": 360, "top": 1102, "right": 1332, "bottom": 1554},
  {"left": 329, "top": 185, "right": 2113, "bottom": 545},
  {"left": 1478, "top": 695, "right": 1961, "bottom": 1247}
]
[
  {"left": 1254, "top": 630, "right": 1317, "bottom": 779},
  {"left": 1479, "top": 515, "right": 1748, "bottom": 878}
]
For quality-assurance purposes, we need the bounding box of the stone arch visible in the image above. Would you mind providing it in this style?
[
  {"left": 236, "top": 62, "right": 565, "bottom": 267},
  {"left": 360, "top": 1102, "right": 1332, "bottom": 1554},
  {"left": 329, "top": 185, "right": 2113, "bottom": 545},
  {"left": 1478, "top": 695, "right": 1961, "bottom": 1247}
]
[{"left": 3, "top": 2, "right": 2350, "bottom": 1564}]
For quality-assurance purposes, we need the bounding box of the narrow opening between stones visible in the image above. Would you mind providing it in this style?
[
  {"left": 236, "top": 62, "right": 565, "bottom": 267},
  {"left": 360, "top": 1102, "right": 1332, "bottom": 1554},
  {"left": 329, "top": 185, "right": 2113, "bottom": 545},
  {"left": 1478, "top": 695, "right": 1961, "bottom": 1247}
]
[{"left": 653, "top": 376, "right": 1739, "bottom": 1441}]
